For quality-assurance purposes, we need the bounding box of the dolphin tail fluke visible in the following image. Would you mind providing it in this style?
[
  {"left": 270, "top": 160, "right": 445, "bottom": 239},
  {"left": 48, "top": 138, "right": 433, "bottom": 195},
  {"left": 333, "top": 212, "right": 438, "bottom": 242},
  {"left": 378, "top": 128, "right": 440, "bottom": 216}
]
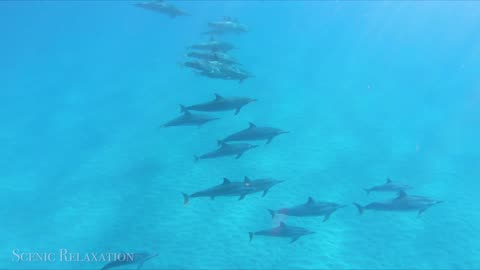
[
  {"left": 353, "top": 203, "right": 364, "bottom": 215},
  {"left": 182, "top": 193, "right": 190, "bottom": 205},
  {"left": 364, "top": 189, "right": 371, "bottom": 196},
  {"left": 248, "top": 232, "right": 254, "bottom": 242},
  {"left": 267, "top": 209, "right": 276, "bottom": 219}
]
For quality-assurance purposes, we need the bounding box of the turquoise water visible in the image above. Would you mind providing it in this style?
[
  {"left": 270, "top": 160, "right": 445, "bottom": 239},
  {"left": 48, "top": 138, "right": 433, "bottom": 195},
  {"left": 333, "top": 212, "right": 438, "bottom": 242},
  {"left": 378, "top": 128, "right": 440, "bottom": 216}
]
[{"left": 1, "top": 1, "right": 480, "bottom": 269}]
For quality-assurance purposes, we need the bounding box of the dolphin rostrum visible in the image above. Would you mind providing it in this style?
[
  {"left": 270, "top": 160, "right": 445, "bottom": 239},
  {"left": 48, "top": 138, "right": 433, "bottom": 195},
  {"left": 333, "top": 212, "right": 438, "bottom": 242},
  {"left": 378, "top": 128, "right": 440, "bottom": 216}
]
[
  {"left": 249, "top": 222, "right": 315, "bottom": 244},
  {"left": 180, "top": 93, "right": 256, "bottom": 115},
  {"left": 100, "top": 252, "right": 158, "bottom": 270},
  {"left": 134, "top": 1, "right": 189, "bottom": 18},
  {"left": 161, "top": 111, "right": 219, "bottom": 128},
  {"left": 219, "top": 122, "right": 289, "bottom": 145},
  {"left": 268, "top": 197, "right": 347, "bottom": 222},
  {"left": 364, "top": 178, "right": 412, "bottom": 195},
  {"left": 194, "top": 142, "right": 258, "bottom": 161},
  {"left": 353, "top": 191, "right": 443, "bottom": 216},
  {"left": 182, "top": 178, "right": 254, "bottom": 204}
]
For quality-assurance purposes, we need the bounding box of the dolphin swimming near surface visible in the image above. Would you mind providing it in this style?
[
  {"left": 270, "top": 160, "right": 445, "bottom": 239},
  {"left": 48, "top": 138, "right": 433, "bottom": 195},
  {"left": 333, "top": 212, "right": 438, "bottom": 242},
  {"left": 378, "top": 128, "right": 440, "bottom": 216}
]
[
  {"left": 219, "top": 122, "right": 289, "bottom": 145},
  {"left": 134, "top": 0, "right": 189, "bottom": 18},
  {"left": 353, "top": 191, "right": 443, "bottom": 216},
  {"left": 249, "top": 222, "right": 315, "bottom": 244},
  {"left": 243, "top": 176, "right": 284, "bottom": 197},
  {"left": 268, "top": 197, "right": 347, "bottom": 222},
  {"left": 180, "top": 93, "right": 256, "bottom": 115},
  {"left": 160, "top": 111, "right": 219, "bottom": 128},
  {"left": 182, "top": 178, "right": 254, "bottom": 204},
  {"left": 100, "top": 252, "right": 158, "bottom": 270},
  {"left": 194, "top": 142, "right": 258, "bottom": 161},
  {"left": 364, "top": 178, "right": 412, "bottom": 195}
]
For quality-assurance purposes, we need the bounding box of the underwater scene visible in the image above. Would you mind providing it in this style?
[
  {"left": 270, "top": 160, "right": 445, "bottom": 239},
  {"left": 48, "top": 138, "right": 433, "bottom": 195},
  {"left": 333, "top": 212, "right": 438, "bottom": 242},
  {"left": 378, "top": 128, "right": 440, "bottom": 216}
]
[{"left": 1, "top": 1, "right": 480, "bottom": 269}]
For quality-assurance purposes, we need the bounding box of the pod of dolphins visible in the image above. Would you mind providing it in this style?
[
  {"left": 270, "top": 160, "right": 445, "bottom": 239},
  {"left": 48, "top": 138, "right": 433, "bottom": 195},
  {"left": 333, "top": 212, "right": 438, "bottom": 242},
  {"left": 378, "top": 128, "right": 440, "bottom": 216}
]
[{"left": 101, "top": 2, "right": 446, "bottom": 269}]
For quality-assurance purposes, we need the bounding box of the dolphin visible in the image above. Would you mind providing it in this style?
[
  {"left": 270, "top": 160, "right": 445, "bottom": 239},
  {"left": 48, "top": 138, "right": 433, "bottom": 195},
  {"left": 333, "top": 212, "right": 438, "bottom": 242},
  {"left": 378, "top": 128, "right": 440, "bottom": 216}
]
[
  {"left": 161, "top": 111, "right": 219, "bottom": 128},
  {"left": 180, "top": 93, "right": 256, "bottom": 115},
  {"left": 249, "top": 222, "right": 315, "bottom": 244},
  {"left": 205, "top": 17, "right": 249, "bottom": 35},
  {"left": 353, "top": 191, "right": 444, "bottom": 216},
  {"left": 268, "top": 197, "right": 347, "bottom": 222},
  {"left": 100, "top": 252, "right": 158, "bottom": 270},
  {"left": 186, "top": 51, "right": 239, "bottom": 66},
  {"left": 364, "top": 178, "right": 412, "bottom": 195},
  {"left": 219, "top": 122, "right": 289, "bottom": 145},
  {"left": 134, "top": 1, "right": 189, "bottom": 18},
  {"left": 194, "top": 142, "right": 258, "bottom": 161},
  {"left": 182, "top": 178, "right": 254, "bottom": 204},
  {"left": 243, "top": 176, "right": 283, "bottom": 197},
  {"left": 189, "top": 39, "right": 234, "bottom": 52}
]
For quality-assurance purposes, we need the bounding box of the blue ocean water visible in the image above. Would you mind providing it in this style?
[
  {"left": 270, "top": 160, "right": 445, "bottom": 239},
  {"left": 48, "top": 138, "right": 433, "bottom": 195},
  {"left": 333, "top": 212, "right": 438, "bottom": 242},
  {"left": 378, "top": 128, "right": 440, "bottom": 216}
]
[{"left": 1, "top": 1, "right": 480, "bottom": 269}]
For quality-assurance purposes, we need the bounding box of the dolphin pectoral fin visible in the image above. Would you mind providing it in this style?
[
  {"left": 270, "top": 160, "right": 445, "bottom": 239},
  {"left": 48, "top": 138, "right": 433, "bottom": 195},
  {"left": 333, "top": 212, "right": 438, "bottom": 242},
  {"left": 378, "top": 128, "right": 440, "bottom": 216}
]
[
  {"left": 266, "top": 137, "right": 273, "bottom": 144},
  {"left": 182, "top": 193, "right": 190, "bottom": 205},
  {"left": 262, "top": 189, "right": 269, "bottom": 197},
  {"left": 235, "top": 153, "right": 243, "bottom": 159},
  {"left": 418, "top": 208, "right": 428, "bottom": 217},
  {"left": 234, "top": 107, "right": 242, "bottom": 115},
  {"left": 289, "top": 236, "right": 301, "bottom": 244},
  {"left": 136, "top": 261, "right": 145, "bottom": 270},
  {"left": 194, "top": 156, "right": 200, "bottom": 163},
  {"left": 353, "top": 203, "right": 364, "bottom": 215},
  {"left": 267, "top": 209, "right": 276, "bottom": 219},
  {"left": 248, "top": 232, "right": 254, "bottom": 242},
  {"left": 210, "top": 196, "right": 215, "bottom": 200},
  {"left": 238, "top": 193, "right": 248, "bottom": 200},
  {"left": 323, "top": 212, "right": 333, "bottom": 222}
]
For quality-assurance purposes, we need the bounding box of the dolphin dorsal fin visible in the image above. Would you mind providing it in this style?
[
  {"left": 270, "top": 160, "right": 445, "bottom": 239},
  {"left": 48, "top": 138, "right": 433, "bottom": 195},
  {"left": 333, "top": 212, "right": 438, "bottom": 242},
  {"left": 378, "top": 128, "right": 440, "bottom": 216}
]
[
  {"left": 248, "top": 122, "right": 256, "bottom": 129},
  {"left": 244, "top": 176, "right": 251, "bottom": 185},
  {"left": 397, "top": 190, "right": 407, "bottom": 199},
  {"left": 223, "top": 178, "right": 231, "bottom": 185},
  {"left": 386, "top": 178, "right": 392, "bottom": 184},
  {"left": 279, "top": 222, "right": 286, "bottom": 228},
  {"left": 307, "top": 197, "right": 315, "bottom": 204},
  {"left": 214, "top": 93, "right": 224, "bottom": 100},
  {"left": 183, "top": 110, "right": 192, "bottom": 116}
]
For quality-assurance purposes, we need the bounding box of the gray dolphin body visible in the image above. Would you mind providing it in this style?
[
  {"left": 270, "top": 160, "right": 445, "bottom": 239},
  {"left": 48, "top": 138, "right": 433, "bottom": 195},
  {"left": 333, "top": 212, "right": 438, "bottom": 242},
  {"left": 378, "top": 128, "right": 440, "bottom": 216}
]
[
  {"left": 161, "top": 111, "right": 219, "bottom": 128},
  {"left": 219, "top": 122, "right": 288, "bottom": 145},
  {"left": 186, "top": 51, "right": 239, "bottom": 65},
  {"left": 100, "top": 252, "right": 158, "bottom": 270},
  {"left": 243, "top": 177, "right": 284, "bottom": 197},
  {"left": 364, "top": 178, "right": 412, "bottom": 195},
  {"left": 182, "top": 178, "right": 254, "bottom": 204},
  {"left": 195, "top": 142, "right": 258, "bottom": 161},
  {"left": 180, "top": 93, "right": 256, "bottom": 115},
  {"left": 205, "top": 20, "right": 249, "bottom": 35},
  {"left": 268, "top": 197, "right": 346, "bottom": 222},
  {"left": 135, "top": 1, "right": 189, "bottom": 18},
  {"left": 249, "top": 222, "right": 315, "bottom": 244},
  {"left": 189, "top": 40, "right": 234, "bottom": 52},
  {"left": 354, "top": 191, "right": 443, "bottom": 216}
]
